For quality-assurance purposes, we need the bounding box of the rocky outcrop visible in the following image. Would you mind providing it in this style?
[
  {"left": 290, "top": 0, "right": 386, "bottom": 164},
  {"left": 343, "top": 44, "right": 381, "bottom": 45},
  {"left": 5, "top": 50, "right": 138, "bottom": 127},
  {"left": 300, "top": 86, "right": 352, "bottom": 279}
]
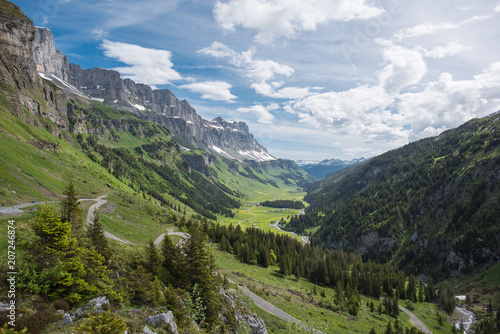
[
  {"left": 33, "top": 27, "right": 70, "bottom": 82},
  {"left": 236, "top": 313, "right": 268, "bottom": 334},
  {"left": 145, "top": 312, "right": 178, "bottom": 334},
  {"left": 0, "top": 0, "right": 69, "bottom": 132}
]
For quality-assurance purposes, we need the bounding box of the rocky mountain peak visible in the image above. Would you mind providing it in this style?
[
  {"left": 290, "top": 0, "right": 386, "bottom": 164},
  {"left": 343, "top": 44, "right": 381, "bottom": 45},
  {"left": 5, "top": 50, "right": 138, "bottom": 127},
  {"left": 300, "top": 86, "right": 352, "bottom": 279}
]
[{"left": 29, "top": 25, "right": 275, "bottom": 162}]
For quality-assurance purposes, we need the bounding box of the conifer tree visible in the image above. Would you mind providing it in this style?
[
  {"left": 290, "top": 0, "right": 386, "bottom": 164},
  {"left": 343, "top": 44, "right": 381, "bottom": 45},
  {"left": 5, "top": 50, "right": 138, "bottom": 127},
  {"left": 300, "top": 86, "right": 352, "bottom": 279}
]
[
  {"left": 61, "top": 182, "right": 84, "bottom": 237},
  {"left": 161, "top": 234, "right": 177, "bottom": 283},
  {"left": 87, "top": 210, "right": 111, "bottom": 260},
  {"left": 30, "top": 205, "right": 73, "bottom": 268},
  {"left": 183, "top": 224, "right": 220, "bottom": 326},
  {"left": 145, "top": 240, "right": 161, "bottom": 277}
]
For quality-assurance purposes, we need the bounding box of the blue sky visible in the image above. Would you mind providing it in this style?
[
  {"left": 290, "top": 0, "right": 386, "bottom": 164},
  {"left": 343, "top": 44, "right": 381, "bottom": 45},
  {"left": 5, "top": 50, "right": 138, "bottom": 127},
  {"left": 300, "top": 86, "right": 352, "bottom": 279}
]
[{"left": 12, "top": 0, "right": 500, "bottom": 160}]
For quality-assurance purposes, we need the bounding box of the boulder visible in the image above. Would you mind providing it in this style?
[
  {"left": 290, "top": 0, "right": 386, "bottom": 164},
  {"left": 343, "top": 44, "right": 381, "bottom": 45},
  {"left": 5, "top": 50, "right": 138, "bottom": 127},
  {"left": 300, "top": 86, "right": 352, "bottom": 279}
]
[{"left": 145, "top": 311, "right": 178, "bottom": 334}]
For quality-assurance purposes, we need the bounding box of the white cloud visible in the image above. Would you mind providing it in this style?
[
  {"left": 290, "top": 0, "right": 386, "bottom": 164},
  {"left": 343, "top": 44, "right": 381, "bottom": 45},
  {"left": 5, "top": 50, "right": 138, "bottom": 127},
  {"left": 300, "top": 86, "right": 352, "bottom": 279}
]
[
  {"left": 394, "top": 23, "right": 458, "bottom": 40},
  {"left": 101, "top": 40, "right": 182, "bottom": 85},
  {"left": 251, "top": 81, "right": 314, "bottom": 99},
  {"left": 421, "top": 42, "right": 465, "bottom": 59},
  {"left": 394, "top": 15, "right": 491, "bottom": 40},
  {"left": 92, "top": 28, "right": 109, "bottom": 40},
  {"left": 377, "top": 44, "right": 427, "bottom": 95},
  {"left": 199, "top": 42, "right": 304, "bottom": 97},
  {"left": 179, "top": 81, "right": 237, "bottom": 102},
  {"left": 214, "top": 0, "right": 384, "bottom": 43},
  {"left": 198, "top": 42, "right": 294, "bottom": 82},
  {"left": 495, "top": 4, "right": 500, "bottom": 13},
  {"left": 237, "top": 104, "right": 277, "bottom": 123}
]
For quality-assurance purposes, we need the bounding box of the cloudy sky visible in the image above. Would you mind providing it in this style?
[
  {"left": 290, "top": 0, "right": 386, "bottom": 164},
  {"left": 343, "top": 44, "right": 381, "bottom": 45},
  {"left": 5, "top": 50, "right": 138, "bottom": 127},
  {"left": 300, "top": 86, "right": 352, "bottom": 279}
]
[{"left": 13, "top": 0, "right": 500, "bottom": 160}]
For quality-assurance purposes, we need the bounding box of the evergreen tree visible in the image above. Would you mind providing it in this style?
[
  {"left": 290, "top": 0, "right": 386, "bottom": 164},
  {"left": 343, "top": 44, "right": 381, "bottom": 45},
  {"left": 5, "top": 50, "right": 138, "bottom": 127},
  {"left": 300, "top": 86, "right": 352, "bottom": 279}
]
[
  {"left": 161, "top": 235, "right": 177, "bottom": 284},
  {"left": 384, "top": 321, "right": 393, "bottom": 334},
  {"left": 86, "top": 210, "right": 110, "bottom": 260},
  {"left": 407, "top": 275, "right": 417, "bottom": 303},
  {"left": 145, "top": 240, "right": 161, "bottom": 277},
  {"left": 368, "top": 328, "right": 376, "bottom": 334},
  {"left": 425, "top": 278, "right": 436, "bottom": 302},
  {"left": 60, "top": 182, "right": 83, "bottom": 237},
  {"left": 183, "top": 224, "right": 220, "bottom": 326}
]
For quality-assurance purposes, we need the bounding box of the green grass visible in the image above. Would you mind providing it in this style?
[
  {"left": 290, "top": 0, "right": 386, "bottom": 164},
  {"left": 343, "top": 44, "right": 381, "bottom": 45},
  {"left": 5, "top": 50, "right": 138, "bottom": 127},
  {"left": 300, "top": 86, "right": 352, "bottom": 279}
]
[
  {"left": 408, "top": 301, "right": 455, "bottom": 333},
  {"left": 211, "top": 246, "right": 448, "bottom": 334}
]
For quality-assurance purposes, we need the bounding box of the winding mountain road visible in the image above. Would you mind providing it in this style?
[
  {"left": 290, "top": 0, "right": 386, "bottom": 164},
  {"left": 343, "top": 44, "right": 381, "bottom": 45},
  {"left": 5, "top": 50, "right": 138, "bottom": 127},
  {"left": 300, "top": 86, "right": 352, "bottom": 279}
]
[
  {"left": 398, "top": 305, "right": 433, "bottom": 334},
  {"left": 154, "top": 227, "right": 189, "bottom": 246},
  {"left": 85, "top": 196, "right": 131, "bottom": 244}
]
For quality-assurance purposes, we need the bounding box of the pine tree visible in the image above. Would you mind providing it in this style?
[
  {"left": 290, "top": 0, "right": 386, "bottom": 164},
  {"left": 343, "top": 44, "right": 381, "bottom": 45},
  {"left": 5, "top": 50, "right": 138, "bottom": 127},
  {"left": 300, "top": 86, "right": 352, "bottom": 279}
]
[
  {"left": 60, "top": 182, "right": 83, "bottom": 237},
  {"left": 30, "top": 205, "right": 74, "bottom": 268},
  {"left": 368, "top": 328, "right": 376, "bottom": 334},
  {"left": 145, "top": 240, "right": 161, "bottom": 277},
  {"left": 86, "top": 210, "right": 110, "bottom": 260},
  {"left": 161, "top": 234, "right": 177, "bottom": 284},
  {"left": 183, "top": 224, "right": 220, "bottom": 326}
]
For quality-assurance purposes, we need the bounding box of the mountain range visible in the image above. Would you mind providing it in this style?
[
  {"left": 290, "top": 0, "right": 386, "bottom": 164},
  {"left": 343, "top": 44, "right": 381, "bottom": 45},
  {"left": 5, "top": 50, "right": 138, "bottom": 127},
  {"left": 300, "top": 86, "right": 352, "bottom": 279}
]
[{"left": 296, "top": 158, "right": 367, "bottom": 179}]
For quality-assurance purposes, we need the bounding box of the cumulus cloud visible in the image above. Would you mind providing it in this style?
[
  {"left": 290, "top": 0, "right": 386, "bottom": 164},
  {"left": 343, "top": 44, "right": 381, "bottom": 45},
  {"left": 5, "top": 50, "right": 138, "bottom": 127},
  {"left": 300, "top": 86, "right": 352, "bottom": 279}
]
[
  {"left": 101, "top": 40, "right": 182, "bottom": 85},
  {"left": 199, "top": 41, "right": 310, "bottom": 99},
  {"left": 179, "top": 81, "right": 237, "bottom": 102},
  {"left": 214, "top": 0, "right": 384, "bottom": 43},
  {"left": 237, "top": 104, "right": 277, "bottom": 123},
  {"left": 287, "top": 39, "right": 500, "bottom": 146},
  {"left": 377, "top": 44, "right": 427, "bottom": 94},
  {"left": 198, "top": 42, "right": 294, "bottom": 82}
]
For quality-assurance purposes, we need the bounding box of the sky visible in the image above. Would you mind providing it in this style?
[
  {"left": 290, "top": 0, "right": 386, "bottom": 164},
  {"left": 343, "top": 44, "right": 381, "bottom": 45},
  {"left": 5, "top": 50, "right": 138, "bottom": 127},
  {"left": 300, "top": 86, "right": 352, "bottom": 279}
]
[{"left": 11, "top": 0, "right": 500, "bottom": 161}]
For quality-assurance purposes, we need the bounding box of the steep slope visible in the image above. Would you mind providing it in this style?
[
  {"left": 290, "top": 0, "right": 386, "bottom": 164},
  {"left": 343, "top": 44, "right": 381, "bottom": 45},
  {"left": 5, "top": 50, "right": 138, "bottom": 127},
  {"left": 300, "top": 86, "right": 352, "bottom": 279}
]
[
  {"left": 302, "top": 113, "right": 500, "bottom": 278},
  {"left": 298, "top": 157, "right": 366, "bottom": 179}
]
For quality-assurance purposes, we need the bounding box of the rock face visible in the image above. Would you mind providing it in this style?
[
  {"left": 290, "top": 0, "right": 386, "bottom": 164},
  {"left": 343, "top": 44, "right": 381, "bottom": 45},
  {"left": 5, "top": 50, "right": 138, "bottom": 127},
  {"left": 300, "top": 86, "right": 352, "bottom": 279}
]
[
  {"left": 0, "top": 0, "right": 69, "bottom": 131},
  {"left": 145, "top": 312, "right": 178, "bottom": 334},
  {"left": 236, "top": 313, "right": 268, "bottom": 334},
  {"left": 33, "top": 27, "right": 70, "bottom": 82},
  {"left": 30, "top": 25, "right": 275, "bottom": 162}
]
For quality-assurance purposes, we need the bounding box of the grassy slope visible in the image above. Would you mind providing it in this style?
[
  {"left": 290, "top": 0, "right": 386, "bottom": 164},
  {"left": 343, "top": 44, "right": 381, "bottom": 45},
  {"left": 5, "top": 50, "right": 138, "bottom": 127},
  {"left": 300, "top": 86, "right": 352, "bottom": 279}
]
[{"left": 212, "top": 246, "right": 455, "bottom": 334}]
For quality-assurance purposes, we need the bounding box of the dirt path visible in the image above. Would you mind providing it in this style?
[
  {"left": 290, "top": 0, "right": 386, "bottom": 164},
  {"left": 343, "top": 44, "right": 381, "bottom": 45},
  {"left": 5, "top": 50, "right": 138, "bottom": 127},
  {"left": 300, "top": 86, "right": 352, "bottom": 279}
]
[
  {"left": 398, "top": 305, "right": 433, "bottom": 334},
  {"left": 85, "top": 196, "right": 131, "bottom": 244}
]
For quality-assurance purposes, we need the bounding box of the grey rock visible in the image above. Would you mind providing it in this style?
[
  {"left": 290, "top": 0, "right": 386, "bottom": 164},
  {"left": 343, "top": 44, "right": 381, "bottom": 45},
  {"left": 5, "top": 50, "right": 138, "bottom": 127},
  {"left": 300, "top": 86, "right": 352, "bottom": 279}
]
[
  {"left": 88, "top": 296, "right": 109, "bottom": 310},
  {"left": 237, "top": 313, "right": 268, "bottom": 334},
  {"left": 33, "top": 27, "right": 70, "bottom": 82},
  {"left": 146, "top": 311, "right": 178, "bottom": 334},
  {"left": 60, "top": 313, "right": 72, "bottom": 325},
  {"left": 143, "top": 325, "right": 157, "bottom": 334}
]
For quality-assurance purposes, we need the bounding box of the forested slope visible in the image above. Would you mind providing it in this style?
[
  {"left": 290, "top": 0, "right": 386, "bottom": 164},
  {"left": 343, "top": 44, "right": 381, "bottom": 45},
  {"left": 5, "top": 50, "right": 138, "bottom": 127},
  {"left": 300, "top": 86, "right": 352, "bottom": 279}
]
[{"left": 293, "top": 112, "right": 500, "bottom": 278}]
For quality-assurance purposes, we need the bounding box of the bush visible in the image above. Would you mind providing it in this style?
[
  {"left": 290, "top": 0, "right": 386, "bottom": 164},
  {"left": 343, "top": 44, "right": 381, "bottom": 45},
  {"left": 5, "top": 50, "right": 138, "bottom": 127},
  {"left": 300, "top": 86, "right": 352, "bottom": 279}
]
[{"left": 78, "top": 310, "right": 127, "bottom": 334}]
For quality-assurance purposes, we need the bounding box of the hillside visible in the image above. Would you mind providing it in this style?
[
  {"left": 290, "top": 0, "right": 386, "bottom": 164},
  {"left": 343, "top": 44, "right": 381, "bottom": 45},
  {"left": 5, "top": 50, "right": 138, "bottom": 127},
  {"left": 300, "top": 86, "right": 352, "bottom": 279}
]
[{"left": 292, "top": 112, "right": 500, "bottom": 278}]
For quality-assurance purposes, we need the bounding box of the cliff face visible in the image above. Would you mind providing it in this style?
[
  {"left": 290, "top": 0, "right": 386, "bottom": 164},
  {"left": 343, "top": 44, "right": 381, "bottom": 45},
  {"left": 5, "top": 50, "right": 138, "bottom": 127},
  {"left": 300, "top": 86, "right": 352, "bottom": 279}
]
[
  {"left": 29, "top": 25, "right": 274, "bottom": 162},
  {"left": 67, "top": 65, "right": 274, "bottom": 161},
  {"left": 0, "top": 0, "right": 69, "bottom": 132}
]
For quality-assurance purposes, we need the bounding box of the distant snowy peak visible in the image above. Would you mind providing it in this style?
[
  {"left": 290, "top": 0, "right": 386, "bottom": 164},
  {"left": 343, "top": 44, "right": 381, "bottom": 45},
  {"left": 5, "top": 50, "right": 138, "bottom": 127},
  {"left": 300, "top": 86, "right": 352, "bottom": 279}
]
[
  {"left": 298, "top": 157, "right": 367, "bottom": 179},
  {"left": 295, "top": 160, "right": 320, "bottom": 167}
]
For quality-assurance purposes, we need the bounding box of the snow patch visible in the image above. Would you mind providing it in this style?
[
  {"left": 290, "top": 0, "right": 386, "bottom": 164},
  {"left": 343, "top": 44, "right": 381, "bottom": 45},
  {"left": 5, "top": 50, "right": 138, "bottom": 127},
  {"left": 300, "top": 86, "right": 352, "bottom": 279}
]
[
  {"left": 210, "top": 146, "right": 235, "bottom": 160},
  {"left": 130, "top": 102, "right": 146, "bottom": 111},
  {"left": 238, "top": 150, "right": 276, "bottom": 162},
  {"left": 91, "top": 97, "right": 105, "bottom": 102},
  {"left": 38, "top": 73, "right": 90, "bottom": 99}
]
